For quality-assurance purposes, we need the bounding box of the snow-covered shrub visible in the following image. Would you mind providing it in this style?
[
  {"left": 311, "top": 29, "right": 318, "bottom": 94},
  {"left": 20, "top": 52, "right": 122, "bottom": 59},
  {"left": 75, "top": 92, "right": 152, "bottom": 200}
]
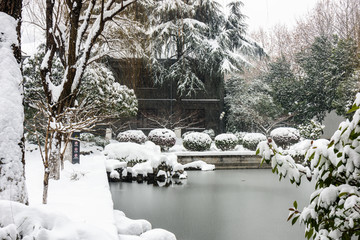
[
  {"left": 298, "top": 120, "right": 324, "bottom": 140},
  {"left": 234, "top": 132, "right": 247, "bottom": 145},
  {"left": 215, "top": 133, "right": 238, "bottom": 151},
  {"left": 256, "top": 93, "right": 360, "bottom": 240},
  {"left": 117, "top": 130, "right": 147, "bottom": 144},
  {"left": 270, "top": 127, "right": 300, "bottom": 149},
  {"left": 79, "top": 132, "right": 95, "bottom": 142},
  {"left": 183, "top": 132, "right": 212, "bottom": 151},
  {"left": 202, "top": 129, "right": 215, "bottom": 140},
  {"left": 148, "top": 129, "right": 176, "bottom": 151},
  {"left": 94, "top": 136, "right": 110, "bottom": 147},
  {"left": 242, "top": 133, "right": 266, "bottom": 151}
]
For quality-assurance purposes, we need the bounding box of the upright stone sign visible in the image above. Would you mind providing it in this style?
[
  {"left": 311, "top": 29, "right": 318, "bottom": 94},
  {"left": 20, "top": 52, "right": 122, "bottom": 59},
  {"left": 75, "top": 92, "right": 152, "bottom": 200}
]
[{"left": 72, "top": 132, "right": 80, "bottom": 164}]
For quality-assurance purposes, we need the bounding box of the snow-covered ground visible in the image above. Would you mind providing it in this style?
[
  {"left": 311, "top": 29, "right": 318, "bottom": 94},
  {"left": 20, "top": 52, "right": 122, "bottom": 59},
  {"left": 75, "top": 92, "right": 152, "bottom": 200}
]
[{"left": 0, "top": 143, "right": 177, "bottom": 240}]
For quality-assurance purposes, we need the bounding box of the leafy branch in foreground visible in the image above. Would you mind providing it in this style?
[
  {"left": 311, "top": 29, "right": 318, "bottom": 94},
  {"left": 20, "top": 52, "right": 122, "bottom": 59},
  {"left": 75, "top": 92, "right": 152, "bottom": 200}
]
[{"left": 257, "top": 93, "right": 360, "bottom": 240}]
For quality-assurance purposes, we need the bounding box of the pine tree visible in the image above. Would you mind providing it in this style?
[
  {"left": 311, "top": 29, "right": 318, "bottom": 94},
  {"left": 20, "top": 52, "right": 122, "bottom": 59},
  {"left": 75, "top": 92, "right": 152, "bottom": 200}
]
[{"left": 147, "top": 0, "right": 261, "bottom": 96}]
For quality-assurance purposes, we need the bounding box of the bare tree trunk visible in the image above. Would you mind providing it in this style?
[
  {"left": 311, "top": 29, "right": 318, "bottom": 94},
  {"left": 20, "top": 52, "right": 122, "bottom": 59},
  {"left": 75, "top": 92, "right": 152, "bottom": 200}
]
[
  {"left": 42, "top": 168, "right": 49, "bottom": 204},
  {"left": 49, "top": 133, "right": 61, "bottom": 180}
]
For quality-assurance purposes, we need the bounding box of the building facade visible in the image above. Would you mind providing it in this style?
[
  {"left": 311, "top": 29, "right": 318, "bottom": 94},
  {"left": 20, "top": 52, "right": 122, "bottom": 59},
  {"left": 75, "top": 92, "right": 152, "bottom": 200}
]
[{"left": 107, "top": 57, "right": 225, "bottom": 135}]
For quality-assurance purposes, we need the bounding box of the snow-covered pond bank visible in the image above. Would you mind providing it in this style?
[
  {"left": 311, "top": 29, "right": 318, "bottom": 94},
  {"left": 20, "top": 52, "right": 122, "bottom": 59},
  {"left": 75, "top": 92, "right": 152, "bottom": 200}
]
[{"left": 110, "top": 169, "right": 315, "bottom": 240}]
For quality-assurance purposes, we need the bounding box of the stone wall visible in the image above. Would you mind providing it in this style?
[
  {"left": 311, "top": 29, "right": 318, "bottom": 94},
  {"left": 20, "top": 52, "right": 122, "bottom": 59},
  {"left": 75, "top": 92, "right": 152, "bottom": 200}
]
[{"left": 176, "top": 153, "right": 271, "bottom": 169}]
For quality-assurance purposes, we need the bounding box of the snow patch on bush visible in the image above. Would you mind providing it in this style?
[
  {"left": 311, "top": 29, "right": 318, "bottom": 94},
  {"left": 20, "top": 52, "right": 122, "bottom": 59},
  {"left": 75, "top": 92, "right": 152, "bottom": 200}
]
[
  {"left": 148, "top": 129, "right": 176, "bottom": 151},
  {"left": 270, "top": 127, "right": 300, "bottom": 148}
]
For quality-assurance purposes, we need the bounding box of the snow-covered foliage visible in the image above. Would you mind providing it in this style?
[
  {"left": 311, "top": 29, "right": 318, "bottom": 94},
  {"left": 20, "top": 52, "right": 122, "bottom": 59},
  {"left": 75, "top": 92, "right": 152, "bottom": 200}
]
[
  {"left": 0, "top": 12, "right": 28, "bottom": 204},
  {"left": 298, "top": 120, "right": 324, "bottom": 140},
  {"left": 242, "top": 133, "right": 266, "bottom": 151},
  {"left": 80, "top": 62, "right": 138, "bottom": 117},
  {"left": 257, "top": 93, "right": 360, "bottom": 239},
  {"left": 270, "top": 127, "right": 300, "bottom": 149},
  {"left": 148, "top": 129, "right": 176, "bottom": 151},
  {"left": 183, "top": 132, "right": 212, "bottom": 151},
  {"left": 117, "top": 130, "right": 147, "bottom": 144},
  {"left": 225, "top": 76, "right": 285, "bottom": 133},
  {"left": 147, "top": 0, "right": 262, "bottom": 96},
  {"left": 215, "top": 133, "right": 238, "bottom": 151}
]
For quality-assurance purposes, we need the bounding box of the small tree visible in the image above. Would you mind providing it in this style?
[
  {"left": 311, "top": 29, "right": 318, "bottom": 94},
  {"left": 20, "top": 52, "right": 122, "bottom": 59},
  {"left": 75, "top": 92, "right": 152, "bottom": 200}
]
[
  {"left": 257, "top": 93, "right": 360, "bottom": 239},
  {"left": 36, "top": 0, "right": 139, "bottom": 182}
]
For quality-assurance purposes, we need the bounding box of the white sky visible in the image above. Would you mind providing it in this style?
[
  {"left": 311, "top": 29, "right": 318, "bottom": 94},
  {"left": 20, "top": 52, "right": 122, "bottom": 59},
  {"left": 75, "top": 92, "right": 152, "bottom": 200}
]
[{"left": 219, "top": 0, "right": 319, "bottom": 31}]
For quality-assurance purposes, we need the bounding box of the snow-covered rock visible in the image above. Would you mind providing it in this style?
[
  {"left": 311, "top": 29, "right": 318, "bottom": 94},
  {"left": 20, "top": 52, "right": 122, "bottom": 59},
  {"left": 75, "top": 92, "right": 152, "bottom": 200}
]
[
  {"left": 140, "top": 228, "right": 177, "bottom": 240},
  {"left": 183, "top": 160, "right": 215, "bottom": 171},
  {"left": 114, "top": 210, "right": 151, "bottom": 236}
]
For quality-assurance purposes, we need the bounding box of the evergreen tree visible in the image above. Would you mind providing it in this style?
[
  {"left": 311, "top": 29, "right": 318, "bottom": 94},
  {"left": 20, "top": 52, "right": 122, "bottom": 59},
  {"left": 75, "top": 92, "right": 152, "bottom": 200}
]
[
  {"left": 225, "top": 75, "right": 285, "bottom": 134},
  {"left": 296, "top": 35, "right": 359, "bottom": 121},
  {"left": 263, "top": 56, "right": 305, "bottom": 123},
  {"left": 147, "top": 0, "right": 262, "bottom": 96}
]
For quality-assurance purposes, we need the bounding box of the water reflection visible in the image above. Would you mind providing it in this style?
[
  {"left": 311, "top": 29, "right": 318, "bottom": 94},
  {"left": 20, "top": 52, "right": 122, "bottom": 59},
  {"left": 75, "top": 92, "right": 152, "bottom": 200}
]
[{"left": 110, "top": 169, "right": 314, "bottom": 240}]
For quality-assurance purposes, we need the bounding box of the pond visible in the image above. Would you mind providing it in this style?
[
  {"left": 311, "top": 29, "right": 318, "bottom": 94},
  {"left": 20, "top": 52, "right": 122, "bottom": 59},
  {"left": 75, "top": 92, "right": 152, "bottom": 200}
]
[{"left": 110, "top": 169, "right": 314, "bottom": 240}]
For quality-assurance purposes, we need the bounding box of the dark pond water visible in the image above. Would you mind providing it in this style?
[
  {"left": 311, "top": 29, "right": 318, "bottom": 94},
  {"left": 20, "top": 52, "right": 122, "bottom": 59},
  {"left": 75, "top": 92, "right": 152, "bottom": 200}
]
[{"left": 110, "top": 169, "right": 314, "bottom": 240}]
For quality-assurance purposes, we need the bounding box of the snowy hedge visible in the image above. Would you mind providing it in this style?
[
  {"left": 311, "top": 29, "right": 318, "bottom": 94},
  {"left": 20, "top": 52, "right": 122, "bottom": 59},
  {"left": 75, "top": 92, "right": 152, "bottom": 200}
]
[
  {"left": 215, "top": 133, "right": 238, "bottom": 151},
  {"left": 270, "top": 127, "right": 300, "bottom": 149},
  {"left": 117, "top": 130, "right": 147, "bottom": 144},
  {"left": 148, "top": 129, "right": 176, "bottom": 151},
  {"left": 242, "top": 133, "right": 266, "bottom": 151},
  {"left": 234, "top": 132, "right": 247, "bottom": 145},
  {"left": 183, "top": 132, "right": 212, "bottom": 151}
]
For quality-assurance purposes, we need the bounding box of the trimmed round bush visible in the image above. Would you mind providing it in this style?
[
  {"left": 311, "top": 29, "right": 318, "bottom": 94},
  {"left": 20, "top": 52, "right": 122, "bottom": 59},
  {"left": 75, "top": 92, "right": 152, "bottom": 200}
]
[
  {"left": 242, "top": 133, "right": 266, "bottom": 151},
  {"left": 117, "top": 130, "right": 147, "bottom": 144},
  {"left": 148, "top": 128, "right": 176, "bottom": 151},
  {"left": 215, "top": 133, "right": 238, "bottom": 151},
  {"left": 270, "top": 127, "right": 300, "bottom": 149},
  {"left": 183, "top": 132, "right": 212, "bottom": 151}
]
